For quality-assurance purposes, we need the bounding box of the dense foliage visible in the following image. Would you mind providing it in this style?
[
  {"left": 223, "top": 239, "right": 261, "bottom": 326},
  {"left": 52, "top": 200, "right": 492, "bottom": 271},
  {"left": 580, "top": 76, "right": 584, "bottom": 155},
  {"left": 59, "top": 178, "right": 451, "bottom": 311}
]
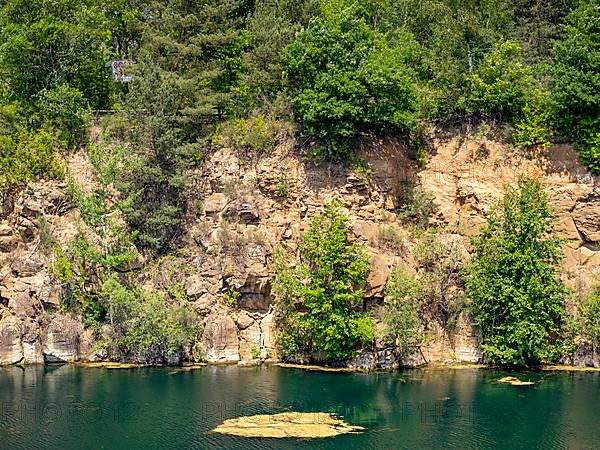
[
  {"left": 272, "top": 203, "right": 374, "bottom": 361},
  {"left": 100, "top": 276, "right": 200, "bottom": 363},
  {"left": 578, "top": 284, "right": 600, "bottom": 364},
  {"left": 1, "top": 0, "right": 598, "bottom": 186},
  {"left": 381, "top": 269, "right": 424, "bottom": 358},
  {"left": 0, "top": 0, "right": 598, "bottom": 365},
  {"left": 465, "top": 177, "right": 567, "bottom": 366},
  {"left": 284, "top": 3, "right": 421, "bottom": 157}
]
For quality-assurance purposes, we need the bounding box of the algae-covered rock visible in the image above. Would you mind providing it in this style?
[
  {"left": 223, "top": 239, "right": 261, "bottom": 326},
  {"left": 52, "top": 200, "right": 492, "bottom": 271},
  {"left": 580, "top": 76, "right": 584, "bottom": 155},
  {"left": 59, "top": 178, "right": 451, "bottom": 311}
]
[
  {"left": 497, "top": 376, "right": 534, "bottom": 386},
  {"left": 212, "top": 412, "right": 364, "bottom": 438}
]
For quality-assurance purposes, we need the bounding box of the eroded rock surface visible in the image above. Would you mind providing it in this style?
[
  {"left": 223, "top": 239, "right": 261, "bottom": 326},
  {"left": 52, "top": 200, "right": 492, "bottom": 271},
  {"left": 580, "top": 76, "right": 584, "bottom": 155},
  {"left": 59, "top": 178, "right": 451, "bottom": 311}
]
[{"left": 1, "top": 133, "right": 599, "bottom": 367}]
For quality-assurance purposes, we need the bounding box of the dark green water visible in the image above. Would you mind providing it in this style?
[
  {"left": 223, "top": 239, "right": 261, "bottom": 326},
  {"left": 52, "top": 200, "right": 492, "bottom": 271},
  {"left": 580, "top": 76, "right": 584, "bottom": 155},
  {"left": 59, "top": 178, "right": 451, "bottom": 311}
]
[{"left": 1, "top": 365, "right": 599, "bottom": 449}]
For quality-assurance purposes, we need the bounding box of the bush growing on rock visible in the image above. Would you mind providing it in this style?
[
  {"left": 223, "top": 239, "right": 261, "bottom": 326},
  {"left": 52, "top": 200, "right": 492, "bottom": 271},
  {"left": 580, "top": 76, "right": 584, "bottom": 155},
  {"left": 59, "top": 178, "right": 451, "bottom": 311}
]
[
  {"left": 465, "top": 176, "right": 567, "bottom": 366},
  {"left": 0, "top": 129, "right": 64, "bottom": 188},
  {"left": 415, "top": 230, "right": 468, "bottom": 329},
  {"left": 100, "top": 276, "right": 200, "bottom": 363},
  {"left": 577, "top": 284, "right": 600, "bottom": 366},
  {"left": 272, "top": 202, "right": 374, "bottom": 362},
  {"left": 381, "top": 269, "right": 424, "bottom": 358}
]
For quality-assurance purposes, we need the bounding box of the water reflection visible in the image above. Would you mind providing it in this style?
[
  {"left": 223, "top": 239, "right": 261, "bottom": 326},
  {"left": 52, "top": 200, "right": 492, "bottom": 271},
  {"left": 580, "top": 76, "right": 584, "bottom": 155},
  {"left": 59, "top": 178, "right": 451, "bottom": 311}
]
[{"left": 0, "top": 366, "right": 599, "bottom": 449}]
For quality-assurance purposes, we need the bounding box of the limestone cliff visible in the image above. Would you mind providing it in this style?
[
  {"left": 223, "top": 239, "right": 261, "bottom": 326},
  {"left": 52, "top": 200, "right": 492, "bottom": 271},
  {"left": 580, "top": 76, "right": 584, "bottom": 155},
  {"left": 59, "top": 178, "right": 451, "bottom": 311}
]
[{"left": 1, "top": 130, "right": 598, "bottom": 367}]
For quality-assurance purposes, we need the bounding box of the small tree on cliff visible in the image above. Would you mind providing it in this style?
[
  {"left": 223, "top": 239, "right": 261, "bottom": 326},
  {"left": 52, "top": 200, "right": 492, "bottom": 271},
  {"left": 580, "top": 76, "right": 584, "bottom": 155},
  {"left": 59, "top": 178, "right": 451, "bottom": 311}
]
[
  {"left": 272, "top": 202, "right": 374, "bottom": 362},
  {"left": 465, "top": 177, "right": 567, "bottom": 366}
]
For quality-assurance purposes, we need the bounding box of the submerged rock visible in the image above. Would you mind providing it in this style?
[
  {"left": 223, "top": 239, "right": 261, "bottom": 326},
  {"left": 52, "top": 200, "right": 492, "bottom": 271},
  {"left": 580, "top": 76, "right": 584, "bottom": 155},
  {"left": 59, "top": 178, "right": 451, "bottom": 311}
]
[
  {"left": 496, "top": 376, "right": 534, "bottom": 386},
  {"left": 212, "top": 412, "right": 365, "bottom": 438}
]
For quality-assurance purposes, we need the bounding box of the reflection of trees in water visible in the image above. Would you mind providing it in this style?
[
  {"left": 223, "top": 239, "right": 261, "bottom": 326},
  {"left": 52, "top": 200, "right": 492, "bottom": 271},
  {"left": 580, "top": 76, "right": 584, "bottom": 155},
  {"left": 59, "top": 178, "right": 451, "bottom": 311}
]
[{"left": 1, "top": 366, "right": 600, "bottom": 448}]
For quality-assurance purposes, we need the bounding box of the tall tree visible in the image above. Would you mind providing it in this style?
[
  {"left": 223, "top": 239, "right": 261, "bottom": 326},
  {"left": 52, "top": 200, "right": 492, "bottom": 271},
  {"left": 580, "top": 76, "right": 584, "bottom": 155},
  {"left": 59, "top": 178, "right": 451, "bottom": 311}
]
[
  {"left": 272, "top": 203, "right": 374, "bottom": 361},
  {"left": 283, "top": 1, "right": 421, "bottom": 157},
  {"left": 466, "top": 177, "right": 567, "bottom": 366}
]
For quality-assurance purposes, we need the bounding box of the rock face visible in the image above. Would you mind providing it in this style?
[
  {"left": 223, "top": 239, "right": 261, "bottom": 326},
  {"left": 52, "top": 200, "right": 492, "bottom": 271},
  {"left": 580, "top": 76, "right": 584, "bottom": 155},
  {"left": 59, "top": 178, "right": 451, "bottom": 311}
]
[
  {"left": 572, "top": 197, "right": 600, "bottom": 243},
  {"left": 42, "top": 314, "right": 85, "bottom": 362},
  {"left": 1, "top": 131, "right": 599, "bottom": 367},
  {"left": 0, "top": 315, "right": 24, "bottom": 365},
  {"left": 201, "top": 314, "right": 240, "bottom": 362}
]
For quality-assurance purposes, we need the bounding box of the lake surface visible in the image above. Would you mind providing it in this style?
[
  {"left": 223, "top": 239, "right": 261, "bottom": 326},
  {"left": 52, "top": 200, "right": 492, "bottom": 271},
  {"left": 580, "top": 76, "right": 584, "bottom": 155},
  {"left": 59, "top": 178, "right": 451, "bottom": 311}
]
[{"left": 0, "top": 365, "right": 599, "bottom": 449}]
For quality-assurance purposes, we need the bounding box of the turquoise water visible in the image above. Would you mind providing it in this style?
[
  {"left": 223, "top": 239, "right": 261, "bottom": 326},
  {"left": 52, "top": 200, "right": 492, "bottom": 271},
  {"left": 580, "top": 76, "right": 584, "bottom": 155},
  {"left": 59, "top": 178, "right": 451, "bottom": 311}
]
[{"left": 0, "top": 365, "right": 599, "bottom": 449}]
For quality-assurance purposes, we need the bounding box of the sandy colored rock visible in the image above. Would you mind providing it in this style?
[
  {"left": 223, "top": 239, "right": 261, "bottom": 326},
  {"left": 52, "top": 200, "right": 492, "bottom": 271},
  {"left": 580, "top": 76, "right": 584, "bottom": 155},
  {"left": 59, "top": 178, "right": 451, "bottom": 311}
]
[
  {"left": 42, "top": 314, "right": 84, "bottom": 362},
  {"left": 497, "top": 376, "right": 534, "bottom": 386},
  {"left": 201, "top": 314, "right": 240, "bottom": 363},
  {"left": 203, "top": 193, "right": 228, "bottom": 214},
  {"left": 572, "top": 199, "right": 600, "bottom": 242},
  {"left": 212, "top": 412, "right": 364, "bottom": 438},
  {"left": 0, "top": 315, "right": 24, "bottom": 364},
  {"left": 365, "top": 256, "right": 390, "bottom": 297},
  {"left": 236, "top": 311, "right": 255, "bottom": 330}
]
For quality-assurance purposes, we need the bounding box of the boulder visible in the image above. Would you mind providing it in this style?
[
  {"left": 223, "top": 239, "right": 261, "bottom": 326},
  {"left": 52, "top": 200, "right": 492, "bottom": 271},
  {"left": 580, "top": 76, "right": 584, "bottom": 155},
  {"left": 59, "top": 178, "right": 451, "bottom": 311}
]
[
  {"left": 203, "top": 193, "right": 228, "bottom": 214},
  {"left": 201, "top": 314, "right": 239, "bottom": 363},
  {"left": 11, "top": 257, "right": 44, "bottom": 277},
  {"left": 42, "top": 314, "right": 83, "bottom": 362},
  {"left": 20, "top": 199, "right": 43, "bottom": 219},
  {"left": 365, "top": 257, "right": 390, "bottom": 297},
  {"left": 0, "top": 223, "right": 12, "bottom": 236},
  {"left": 193, "top": 293, "right": 216, "bottom": 315},
  {"left": 0, "top": 315, "right": 23, "bottom": 364},
  {"left": 239, "top": 322, "right": 261, "bottom": 361},
  {"left": 21, "top": 320, "right": 43, "bottom": 364},
  {"left": 237, "top": 202, "right": 260, "bottom": 223},
  {"left": 572, "top": 199, "right": 600, "bottom": 242},
  {"left": 236, "top": 311, "right": 255, "bottom": 330},
  {"left": 0, "top": 235, "right": 18, "bottom": 253},
  {"left": 260, "top": 313, "right": 277, "bottom": 359},
  {"left": 8, "top": 292, "right": 35, "bottom": 319}
]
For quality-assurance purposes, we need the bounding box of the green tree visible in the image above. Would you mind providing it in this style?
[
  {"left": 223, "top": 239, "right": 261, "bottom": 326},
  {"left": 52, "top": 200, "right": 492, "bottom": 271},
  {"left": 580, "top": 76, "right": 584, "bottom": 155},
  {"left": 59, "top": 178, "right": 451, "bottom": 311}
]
[
  {"left": 283, "top": 3, "right": 421, "bottom": 157},
  {"left": 139, "top": 0, "right": 251, "bottom": 129},
  {"left": 272, "top": 202, "right": 374, "bottom": 361},
  {"left": 470, "top": 40, "right": 540, "bottom": 118},
  {"left": 551, "top": 1, "right": 599, "bottom": 172},
  {"left": 465, "top": 177, "right": 567, "bottom": 366},
  {"left": 100, "top": 275, "right": 200, "bottom": 363},
  {"left": 236, "top": 0, "right": 318, "bottom": 112},
  {"left": 381, "top": 269, "right": 424, "bottom": 358},
  {"left": 0, "top": 0, "right": 112, "bottom": 109},
  {"left": 578, "top": 284, "right": 600, "bottom": 366},
  {"left": 551, "top": 1, "right": 600, "bottom": 137},
  {"left": 117, "top": 63, "right": 190, "bottom": 252}
]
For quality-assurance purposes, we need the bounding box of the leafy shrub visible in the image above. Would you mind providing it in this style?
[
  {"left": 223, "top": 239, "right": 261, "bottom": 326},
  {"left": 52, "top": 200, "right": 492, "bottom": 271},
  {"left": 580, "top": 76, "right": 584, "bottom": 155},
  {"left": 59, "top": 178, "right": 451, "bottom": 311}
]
[
  {"left": 578, "top": 132, "right": 600, "bottom": 175},
  {"left": 465, "top": 177, "right": 567, "bottom": 366},
  {"left": 213, "top": 115, "right": 282, "bottom": 153},
  {"left": 469, "top": 40, "right": 539, "bottom": 118},
  {"left": 0, "top": 128, "right": 64, "bottom": 188},
  {"left": 224, "top": 289, "right": 241, "bottom": 307},
  {"left": 381, "top": 269, "right": 424, "bottom": 358},
  {"left": 101, "top": 276, "right": 200, "bottom": 363},
  {"left": 513, "top": 104, "right": 554, "bottom": 149},
  {"left": 272, "top": 202, "right": 374, "bottom": 361},
  {"left": 34, "top": 85, "right": 91, "bottom": 148},
  {"left": 52, "top": 238, "right": 106, "bottom": 329},
  {"left": 275, "top": 173, "right": 291, "bottom": 198},
  {"left": 396, "top": 184, "right": 436, "bottom": 228},
  {"left": 551, "top": 1, "right": 599, "bottom": 136},
  {"left": 577, "top": 284, "right": 600, "bottom": 363},
  {"left": 376, "top": 226, "right": 404, "bottom": 253},
  {"left": 414, "top": 230, "right": 467, "bottom": 328},
  {"left": 37, "top": 215, "right": 55, "bottom": 253}
]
